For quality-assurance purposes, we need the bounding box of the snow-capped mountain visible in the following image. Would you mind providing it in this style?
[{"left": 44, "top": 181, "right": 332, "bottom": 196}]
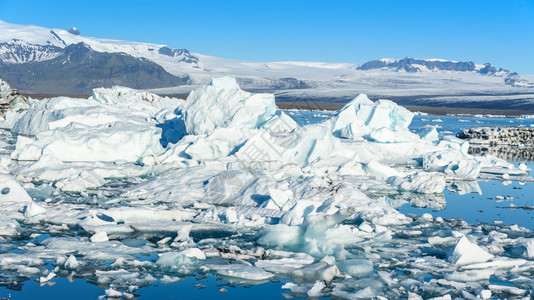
[
  {"left": 0, "top": 20, "right": 199, "bottom": 67},
  {"left": 0, "top": 20, "right": 533, "bottom": 109},
  {"left": 355, "top": 57, "right": 533, "bottom": 89},
  {"left": 0, "top": 42, "right": 190, "bottom": 94},
  {"left": 357, "top": 57, "right": 511, "bottom": 74},
  {"left": 0, "top": 39, "right": 63, "bottom": 64},
  {"left": 0, "top": 20, "right": 196, "bottom": 93}
]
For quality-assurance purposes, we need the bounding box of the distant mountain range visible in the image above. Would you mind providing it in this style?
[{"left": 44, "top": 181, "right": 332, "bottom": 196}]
[
  {"left": 0, "top": 20, "right": 533, "bottom": 110},
  {"left": 358, "top": 58, "right": 513, "bottom": 75}
]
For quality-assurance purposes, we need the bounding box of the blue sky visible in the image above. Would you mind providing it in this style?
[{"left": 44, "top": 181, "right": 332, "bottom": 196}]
[{"left": 1, "top": 0, "right": 533, "bottom": 73}]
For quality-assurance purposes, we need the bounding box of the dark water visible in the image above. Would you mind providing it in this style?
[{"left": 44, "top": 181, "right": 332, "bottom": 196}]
[
  {"left": 399, "top": 175, "right": 534, "bottom": 231},
  {"left": 0, "top": 275, "right": 291, "bottom": 299}
]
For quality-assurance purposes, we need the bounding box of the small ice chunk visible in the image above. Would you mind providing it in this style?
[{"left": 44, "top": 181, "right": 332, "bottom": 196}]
[
  {"left": 476, "top": 289, "right": 492, "bottom": 299},
  {"left": 257, "top": 224, "right": 303, "bottom": 247},
  {"left": 268, "top": 188, "right": 293, "bottom": 210},
  {"left": 421, "top": 213, "right": 433, "bottom": 221},
  {"left": 447, "top": 236, "right": 494, "bottom": 266},
  {"left": 160, "top": 275, "right": 181, "bottom": 283},
  {"left": 24, "top": 200, "right": 47, "bottom": 218},
  {"left": 254, "top": 253, "right": 315, "bottom": 274},
  {"left": 39, "top": 271, "right": 56, "bottom": 283},
  {"left": 386, "top": 171, "right": 445, "bottom": 194},
  {"left": 105, "top": 288, "right": 123, "bottom": 298},
  {"left": 0, "top": 211, "right": 20, "bottom": 236},
  {"left": 337, "top": 259, "right": 373, "bottom": 278},
  {"left": 427, "top": 295, "right": 451, "bottom": 300},
  {"left": 408, "top": 292, "right": 423, "bottom": 300},
  {"left": 420, "top": 126, "right": 439, "bottom": 143},
  {"left": 261, "top": 112, "right": 298, "bottom": 133},
  {"left": 54, "top": 171, "right": 106, "bottom": 192},
  {"left": 64, "top": 255, "right": 80, "bottom": 269},
  {"left": 307, "top": 280, "right": 326, "bottom": 297},
  {"left": 290, "top": 261, "right": 340, "bottom": 282},
  {"left": 526, "top": 239, "right": 534, "bottom": 259},
  {"left": 488, "top": 284, "right": 526, "bottom": 296},
  {"left": 0, "top": 173, "right": 33, "bottom": 203},
  {"left": 179, "top": 248, "right": 206, "bottom": 260},
  {"left": 364, "top": 160, "right": 400, "bottom": 178},
  {"left": 359, "top": 222, "right": 373, "bottom": 233},
  {"left": 90, "top": 231, "right": 109, "bottom": 243},
  {"left": 445, "top": 268, "right": 495, "bottom": 282},
  {"left": 208, "top": 264, "right": 274, "bottom": 281},
  {"left": 157, "top": 250, "right": 204, "bottom": 267}
]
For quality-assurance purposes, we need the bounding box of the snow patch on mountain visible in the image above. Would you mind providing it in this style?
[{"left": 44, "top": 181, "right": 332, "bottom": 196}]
[{"left": 0, "top": 20, "right": 199, "bottom": 69}]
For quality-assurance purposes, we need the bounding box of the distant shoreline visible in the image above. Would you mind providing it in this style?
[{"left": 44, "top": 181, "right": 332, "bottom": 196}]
[
  {"left": 275, "top": 101, "right": 534, "bottom": 117},
  {"left": 22, "top": 93, "right": 534, "bottom": 117}
]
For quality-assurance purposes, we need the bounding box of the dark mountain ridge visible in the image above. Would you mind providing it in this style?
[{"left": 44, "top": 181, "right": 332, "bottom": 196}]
[{"left": 0, "top": 43, "right": 190, "bottom": 94}]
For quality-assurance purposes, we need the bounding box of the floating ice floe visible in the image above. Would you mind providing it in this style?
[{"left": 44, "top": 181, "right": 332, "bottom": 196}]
[{"left": 0, "top": 77, "right": 532, "bottom": 298}]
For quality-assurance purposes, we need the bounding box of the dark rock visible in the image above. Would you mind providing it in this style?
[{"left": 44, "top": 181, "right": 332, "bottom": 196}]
[
  {"left": 158, "top": 46, "right": 199, "bottom": 64},
  {"left": 457, "top": 126, "right": 534, "bottom": 146},
  {"left": 67, "top": 27, "right": 80, "bottom": 35}
]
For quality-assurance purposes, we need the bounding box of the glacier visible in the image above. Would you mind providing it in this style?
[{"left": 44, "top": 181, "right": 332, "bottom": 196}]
[{"left": 0, "top": 78, "right": 533, "bottom": 299}]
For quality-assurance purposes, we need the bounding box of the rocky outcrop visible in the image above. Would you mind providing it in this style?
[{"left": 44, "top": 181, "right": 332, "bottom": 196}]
[
  {"left": 358, "top": 58, "right": 478, "bottom": 73},
  {"left": 457, "top": 126, "right": 534, "bottom": 146},
  {"left": 67, "top": 27, "right": 80, "bottom": 35}
]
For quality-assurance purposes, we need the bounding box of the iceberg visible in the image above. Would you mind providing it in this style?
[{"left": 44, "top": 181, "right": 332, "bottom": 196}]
[
  {"left": 0, "top": 173, "right": 32, "bottom": 204},
  {"left": 448, "top": 236, "right": 494, "bottom": 266},
  {"left": 0, "top": 77, "right": 532, "bottom": 299},
  {"left": 183, "top": 77, "right": 276, "bottom": 135},
  {"left": 327, "top": 94, "right": 414, "bottom": 141},
  {"left": 0, "top": 211, "right": 20, "bottom": 236},
  {"left": 0, "top": 79, "right": 28, "bottom": 118},
  {"left": 10, "top": 87, "right": 184, "bottom": 163}
]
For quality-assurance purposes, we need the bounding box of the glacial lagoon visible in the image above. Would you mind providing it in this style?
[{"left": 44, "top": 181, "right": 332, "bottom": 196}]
[{"left": 1, "top": 105, "right": 533, "bottom": 299}]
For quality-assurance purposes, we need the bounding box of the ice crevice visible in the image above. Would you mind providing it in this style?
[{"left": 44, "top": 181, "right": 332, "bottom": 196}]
[{"left": 0, "top": 77, "right": 532, "bottom": 298}]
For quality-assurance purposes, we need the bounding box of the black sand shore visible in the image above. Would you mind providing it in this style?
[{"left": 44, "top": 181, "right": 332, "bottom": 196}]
[{"left": 22, "top": 93, "right": 534, "bottom": 117}]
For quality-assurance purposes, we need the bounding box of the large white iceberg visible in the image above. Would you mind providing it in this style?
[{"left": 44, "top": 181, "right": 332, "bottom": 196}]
[
  {"left": 327, "top": 94, "right": 415, "bottom": 142},
  {"left": 183, "top": 77, "right": 276, "bottom": 135},
  {"left": 10, "top": 87, "right": 184, "bottom": 165}
]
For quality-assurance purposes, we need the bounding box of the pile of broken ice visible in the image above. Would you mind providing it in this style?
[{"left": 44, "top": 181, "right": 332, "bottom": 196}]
[
  {"left": 0, "top": 77, "right": 532, "bottom": 298},
  {"left": 0, "top": 79, "right": 28, "bottom": 119}
]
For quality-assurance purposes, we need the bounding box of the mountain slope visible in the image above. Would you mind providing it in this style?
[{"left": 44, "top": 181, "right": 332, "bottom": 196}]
[
  {"left": 357, "top": 58, "right": 509, "bottom": 75},
  {"left": 0, "top": 20, "right": 533, "bottom": 110},
  {"left": 0, "top": 20, "right": 199, "bottom": 68},
  {"left": 0, "top": 43, "right": 190, "bottom": 94}
]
